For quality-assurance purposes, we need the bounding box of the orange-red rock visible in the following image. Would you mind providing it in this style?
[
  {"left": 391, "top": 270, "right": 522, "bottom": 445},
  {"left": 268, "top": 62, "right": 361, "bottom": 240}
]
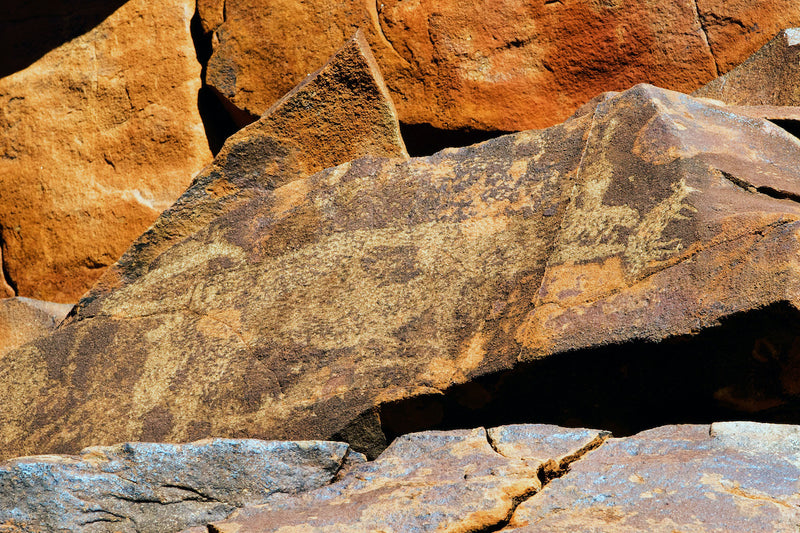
[
  {"left": 201, "top": 0, "right": 800, "bottom": 131},
  {"left": 694, "top": 28, "right": 800, "bottom": 106},
  {"left": 0, "top": 0, "right": 212, "bottom": 303},
  {"left": 4, "top": 86, "right": 800, "bottom": 461}
]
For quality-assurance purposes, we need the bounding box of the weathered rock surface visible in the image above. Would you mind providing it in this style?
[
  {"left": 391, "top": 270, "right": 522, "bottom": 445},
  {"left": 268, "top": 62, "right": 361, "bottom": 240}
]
[
  {"left": 0, "top": 0, "right": 212, "bottom": 303},
  {"left": 199, "top": 0, "right": 800, "bottom": 131},
  {"left": 0, "top": 439, "right": 353, "bottom": 532},
  {"left": 3, "top": 424, "right": 797, "bottom": 532},
  {"left": 0, "top": 298, "right": 72, "bottom": 359},
  {"left": 4, "top": 85, "right": 800, "bottom": 460},
  {"left": 507, "top": 422, "right": 800, "bottom": 531},
  {"left": 202, "top": 425, "right": 604, "bottom": 532},
  {"left": 78, "top": 31, "right": 407, "bottom": 306},
  {"left": 694, "top": 27, "right": 800, "bottom": 106}
]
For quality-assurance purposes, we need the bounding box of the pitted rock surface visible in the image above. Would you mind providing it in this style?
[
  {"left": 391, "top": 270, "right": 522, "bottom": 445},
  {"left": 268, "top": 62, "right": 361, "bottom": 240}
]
[
  {"left": 4, "top": 85, "right": 800, "bottom": 459},
  {"left": 199, "top": 0, "right": 800, "bottom": 131},
  {"left": 0, "top": 298, "right": 72, "bottom": 359},
  {"left": 505, "top": 423, "right": 800, "bottom": 532},
  {"left": 76, "top": 31, "right": 407, "bottom": 312},
  {"left": 0, "top": 0, "right": 212, "bottom": 303},
  {"left": 0, "top": 439, "right": 352, "bottom": 533}
]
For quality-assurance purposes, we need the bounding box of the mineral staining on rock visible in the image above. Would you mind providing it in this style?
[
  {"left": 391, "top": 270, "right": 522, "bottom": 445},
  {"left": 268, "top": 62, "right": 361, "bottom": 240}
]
[
  {"left": 0, "top": 0, "right": 212, "bottom": 303},
  {"left": 3, "top": 84, "right": 800, "bottom": 461},
  {"left": 0, "top": 439, "right": 353, "bottom": 532},
  {"left": 199, "top": 0, "right": 800, "bottom": 131}
]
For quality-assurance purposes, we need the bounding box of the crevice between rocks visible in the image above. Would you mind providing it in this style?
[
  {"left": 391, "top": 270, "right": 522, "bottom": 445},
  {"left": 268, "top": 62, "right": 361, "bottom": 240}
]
[
  {"left": 0, "top": 232, "right": 17, "bottom": 296},
  {"left": 379, "top": 301, "right": 800, "bottom": 449},
  {"left": 400, "top": 123, "right": 511, "bottom": 157},
  {"left": 190, "top": 3, "right": 239, "bottom": 155},
  {"left": 718, "top": 168, "right": 800, "bottom": 204},
  {"left": 476, "top": 428, "right": 610, "bottom": 532}
]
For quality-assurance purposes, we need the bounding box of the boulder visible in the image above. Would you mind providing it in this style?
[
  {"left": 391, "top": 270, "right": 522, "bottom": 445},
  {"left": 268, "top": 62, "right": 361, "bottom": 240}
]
[
  {"left": 694, "top": 28, "right": 800, "bottom": 106},
  {"left": 4, "top": 85, "right": 800, "bottom": 460},
  {"left": 203, "top": 426, "right": 605, "bottom": 532},
  {"left": 76, "top": 30, "right": 407, "bottom": 308},
  {"left": 199, "top": 0, "right": 800, "bottom": 131},
  {"left": 0, "top": 0, "right": 212, "bottom": 303},
  {"left": 0, "top": 298, "right": 72, "bottom": 359},
  {"left": 0, "top": 439, "right": 354, "bottom": 532},
  {"left": 507, "top": 422, "right": 800, "bottom": 531}
]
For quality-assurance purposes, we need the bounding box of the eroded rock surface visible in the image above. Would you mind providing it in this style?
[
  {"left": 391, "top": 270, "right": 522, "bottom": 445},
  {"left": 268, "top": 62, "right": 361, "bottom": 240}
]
[
  {"left": 203, "top": 425, "right": 605, "bottom": 532},
  {"left": 694, "top": 27, "right": 800, "bottom": 106},
  {"left": 0, "top": 0, "right": 212, "bottom": 302},
  {"left": 0, "top": 298, "right": 72, "bottom": 359},
  {"left": 199, "top": 0, "right": 800, "bottom": 131},
  {"left": 506, "top": 423, "right": 800, "bottom": 531},
  {"left": 78, "top": 31, "right": 407, "bottom": 307},
  {"left": 4, "top": 85, "right": 800, "bottom": 460},
  {"left": 0, "top": 439, "right": 352, "bottom": 532}
]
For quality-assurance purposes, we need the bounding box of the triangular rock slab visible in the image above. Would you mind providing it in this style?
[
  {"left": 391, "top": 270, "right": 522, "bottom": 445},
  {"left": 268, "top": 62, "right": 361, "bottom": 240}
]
[
  {"left": 4, "top": 86, "right": 800, "bottom": 460},
  {"left": 506, "top": 423, "right": 800, "bottom": 531},
  {"left": 74, "top": 30, "right": 407, "bottom": 318},
  {"left": 693, "top": 28, "right": 800, "bottom": 106},
  {"left": 0, "top": 439, "right": 352, "bottom": 532}
]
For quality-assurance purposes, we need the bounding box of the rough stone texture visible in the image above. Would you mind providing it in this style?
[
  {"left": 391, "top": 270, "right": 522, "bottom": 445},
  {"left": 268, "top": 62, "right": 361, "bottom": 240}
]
[
  {"left": 204, "top": 427, "right": 545, "bottom": 532},
  {"left": 77, "top": 31, "right": 407, "bottom": 307},
  {"left": 0, "top": 298, "right": 72, "bottom": 359},
  {"left": 4, "top": 85, "right": 800, "bottom": 459},
  {"left": 199, "top": 0, "right": 800, "bottom": 131},
  {"left": 0, "top": 0, "right": 212, "bottom": 303},
  {"left": 0, "top": 439, "right": 352, "bottom": 533},
  {"left": 506, "top": 423, "right": 800, "bottom": 531},
  {"left": 695, "top": 2, "right": 800, "bottom": 73},
  {"left": 488, "top": 424, "right": 610, "bottom": 478},
  {"left": 694, "top": 28, "right": 800, "bottom": 106}
]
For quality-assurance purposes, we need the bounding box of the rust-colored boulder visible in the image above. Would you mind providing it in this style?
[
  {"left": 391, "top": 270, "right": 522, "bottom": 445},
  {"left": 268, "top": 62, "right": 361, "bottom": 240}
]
[
  {"left": 0, "top": 0, "right": 212, "bottom": 303},
  {"left": 507, "top": 423, "right": 800, "bottom": 531},
  {"left": 4, "top": 85, "right": 800, "bottom": 460},
  {"left": 694, "top": 28, "right": 800, "bottom": 106},
  {"left": 0, "top": 298, "right": 72, "bottom": 360},
  {"left": 78, "top": 31, "right": 407, "bottom": 309},
  {"left": 200, "top": 0, "right": 800, "bottom": 131}
]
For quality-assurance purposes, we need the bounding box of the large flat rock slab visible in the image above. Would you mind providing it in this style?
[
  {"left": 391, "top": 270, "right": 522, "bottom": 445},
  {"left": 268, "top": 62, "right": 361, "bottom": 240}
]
[
  {"left": 4, "top": 85, "right": 800, "bottom": 459},
  {"left": 0, "top": 0, "right": 212, "bottom": 302},
  {"left": 0, "top": 439, "right": 353, "bottom": 532},
  {"left": 506, "top": 422, "right": 800, "bottom": 532},
  {"left": 204, "top": 425, "right": 606, "bottom": 533}
]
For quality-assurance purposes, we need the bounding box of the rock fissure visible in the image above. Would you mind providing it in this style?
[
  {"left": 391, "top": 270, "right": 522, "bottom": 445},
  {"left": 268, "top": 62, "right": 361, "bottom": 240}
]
[
  {"left": 718, "top": 168, "right": 800, "bottom": 204},
  {"left": 475, "top": 428, "right": 611, "bottom": 533},
  {"left": 691, "top": 0, "right": 721, "bottom": 77}
]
